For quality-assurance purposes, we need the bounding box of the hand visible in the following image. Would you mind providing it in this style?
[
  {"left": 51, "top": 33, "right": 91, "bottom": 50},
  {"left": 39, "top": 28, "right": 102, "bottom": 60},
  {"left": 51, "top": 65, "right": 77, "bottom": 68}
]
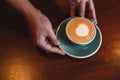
[
  {"left": 26, "top": 10, "right": 65, "bottom": 55},
  {"left": 69, "top": 0, "right": 97, "bottom": 23},
  {"left": 5, "top": 0, "right": 65, "bottom": 55}
]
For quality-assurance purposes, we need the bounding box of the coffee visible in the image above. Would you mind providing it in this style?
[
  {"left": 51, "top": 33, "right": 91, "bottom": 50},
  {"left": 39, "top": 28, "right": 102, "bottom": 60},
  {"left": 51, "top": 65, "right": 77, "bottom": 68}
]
[{"left": 66, "top": 18, "right": 96, "bottom": 44}]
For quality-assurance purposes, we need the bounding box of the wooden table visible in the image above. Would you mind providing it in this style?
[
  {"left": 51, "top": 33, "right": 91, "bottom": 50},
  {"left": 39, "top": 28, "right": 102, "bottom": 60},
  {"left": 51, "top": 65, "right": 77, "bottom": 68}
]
[{"left": 0, "top": 0, "right": 120, "bottom": 80}]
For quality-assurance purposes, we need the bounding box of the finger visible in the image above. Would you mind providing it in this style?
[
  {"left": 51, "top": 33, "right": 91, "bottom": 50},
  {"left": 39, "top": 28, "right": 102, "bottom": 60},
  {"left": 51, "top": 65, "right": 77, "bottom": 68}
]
[
  {"left": 50, "top": 46, "right": 65, "bottom": 55},
  {"left": 76, "top": 0, "right": 80, "bottom": 3},
  {"left": 39, "top": 40, "right": 65, "bottom": 55},
  {"left": 79, "top": 1, "right": 86, "bottom": 17},
  {"left": 87, "top": 0, "right": 97, "bottom": 23},
  {"left": 70, "top": 2, "right": 76, "bottom": 16},
  {"left": 48, "top": 30, "right": 59, "bottom": 45}
]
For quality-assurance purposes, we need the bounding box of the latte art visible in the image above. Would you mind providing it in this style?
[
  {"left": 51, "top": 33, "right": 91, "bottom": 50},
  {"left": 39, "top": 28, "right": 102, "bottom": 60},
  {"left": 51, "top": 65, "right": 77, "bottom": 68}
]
[{"left": 75, "top": 24, "right": 89, "bottom": 37}]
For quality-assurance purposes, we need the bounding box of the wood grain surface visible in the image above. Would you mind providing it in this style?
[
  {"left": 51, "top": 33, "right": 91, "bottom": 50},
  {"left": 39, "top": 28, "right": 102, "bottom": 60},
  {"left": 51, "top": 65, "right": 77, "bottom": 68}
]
[{"left": 0, "top": 0, "right": 120, "bottom": 80}]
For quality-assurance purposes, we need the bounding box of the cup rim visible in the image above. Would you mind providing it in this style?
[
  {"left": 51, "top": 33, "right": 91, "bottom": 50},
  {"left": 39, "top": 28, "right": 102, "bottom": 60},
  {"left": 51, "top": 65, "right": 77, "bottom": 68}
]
[{"left": 65, "top": 17, "right": 96, "bottom": 45}]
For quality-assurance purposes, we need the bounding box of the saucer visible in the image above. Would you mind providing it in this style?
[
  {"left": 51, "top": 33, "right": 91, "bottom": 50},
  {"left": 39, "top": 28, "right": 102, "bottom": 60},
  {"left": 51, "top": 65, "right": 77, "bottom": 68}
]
[{"left": 56, "top": 18, "right": 102, "bottom": 59}]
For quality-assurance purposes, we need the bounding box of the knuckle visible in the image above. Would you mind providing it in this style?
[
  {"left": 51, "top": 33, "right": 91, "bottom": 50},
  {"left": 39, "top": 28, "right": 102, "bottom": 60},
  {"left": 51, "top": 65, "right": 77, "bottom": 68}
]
[
  {"left": 80, "top": 13, "right": 85, "bottom": 17},
  {"left": 35, "top": 40, "right": 43, "bottom": 48}
]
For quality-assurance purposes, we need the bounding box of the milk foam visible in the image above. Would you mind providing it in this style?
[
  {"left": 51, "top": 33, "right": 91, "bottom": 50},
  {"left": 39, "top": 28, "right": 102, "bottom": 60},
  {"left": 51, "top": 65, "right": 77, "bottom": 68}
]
[{"left": 75, "top": 24, "right": 89, "bottom": 37}]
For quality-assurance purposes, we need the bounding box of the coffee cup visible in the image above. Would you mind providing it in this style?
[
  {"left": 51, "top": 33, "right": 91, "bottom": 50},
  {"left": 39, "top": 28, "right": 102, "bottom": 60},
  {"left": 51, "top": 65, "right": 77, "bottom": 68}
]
[
  {"left": 56, "top": 17, "right": 102, "bottom": 59},
  {"left": 66, "top": 17, "right": 96, "bottom": 45}
]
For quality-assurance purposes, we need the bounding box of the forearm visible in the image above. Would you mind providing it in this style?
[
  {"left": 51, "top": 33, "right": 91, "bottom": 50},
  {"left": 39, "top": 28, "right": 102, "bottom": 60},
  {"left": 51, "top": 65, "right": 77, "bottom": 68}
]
[{"left": 5, "top": 0, "right": 41, "bottom": 17}]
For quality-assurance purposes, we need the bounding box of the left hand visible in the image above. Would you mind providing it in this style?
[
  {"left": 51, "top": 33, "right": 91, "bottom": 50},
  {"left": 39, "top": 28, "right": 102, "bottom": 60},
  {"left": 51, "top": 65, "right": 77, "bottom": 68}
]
[{"left": 69, "top": 0, "right": 97, "bottom": 23}]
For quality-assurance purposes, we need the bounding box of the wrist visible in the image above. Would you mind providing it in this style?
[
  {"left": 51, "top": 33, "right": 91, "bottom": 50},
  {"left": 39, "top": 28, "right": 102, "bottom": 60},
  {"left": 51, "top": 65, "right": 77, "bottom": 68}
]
[
  {"left": 23, "top": 8, "right": 41, "bottom": 19},
  {"left": 20, "top": 1, "right": 41, "bottom": 18}
]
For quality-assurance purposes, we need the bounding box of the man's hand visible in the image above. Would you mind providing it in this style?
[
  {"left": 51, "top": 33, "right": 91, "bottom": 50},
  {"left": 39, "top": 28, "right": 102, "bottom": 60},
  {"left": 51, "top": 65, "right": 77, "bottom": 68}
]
[
  {"left": 26, "top": 10, "right": 65, "bottom": 55},
  {"left": 5, "top": 0, "right": 65, "bottom": 55},
  {"left": 69, "top": 0, "right": 97, "bottom": 23}
]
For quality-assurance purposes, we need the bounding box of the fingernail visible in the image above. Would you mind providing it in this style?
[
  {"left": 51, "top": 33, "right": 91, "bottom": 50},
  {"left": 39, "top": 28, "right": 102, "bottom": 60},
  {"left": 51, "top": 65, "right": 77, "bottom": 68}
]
[
  {"left": 60, "top": 52, "right": 65, "bottom": 55},
  {"left": 60, "top": 51, "right": 66, "bottom": 55}
]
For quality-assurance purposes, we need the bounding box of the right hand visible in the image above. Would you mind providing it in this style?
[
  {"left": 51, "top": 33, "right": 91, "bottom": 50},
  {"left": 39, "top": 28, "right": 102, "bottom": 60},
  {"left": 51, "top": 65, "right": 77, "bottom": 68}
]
[{"left": 25, "top": 10, "right": 65, "bottom": 55}]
